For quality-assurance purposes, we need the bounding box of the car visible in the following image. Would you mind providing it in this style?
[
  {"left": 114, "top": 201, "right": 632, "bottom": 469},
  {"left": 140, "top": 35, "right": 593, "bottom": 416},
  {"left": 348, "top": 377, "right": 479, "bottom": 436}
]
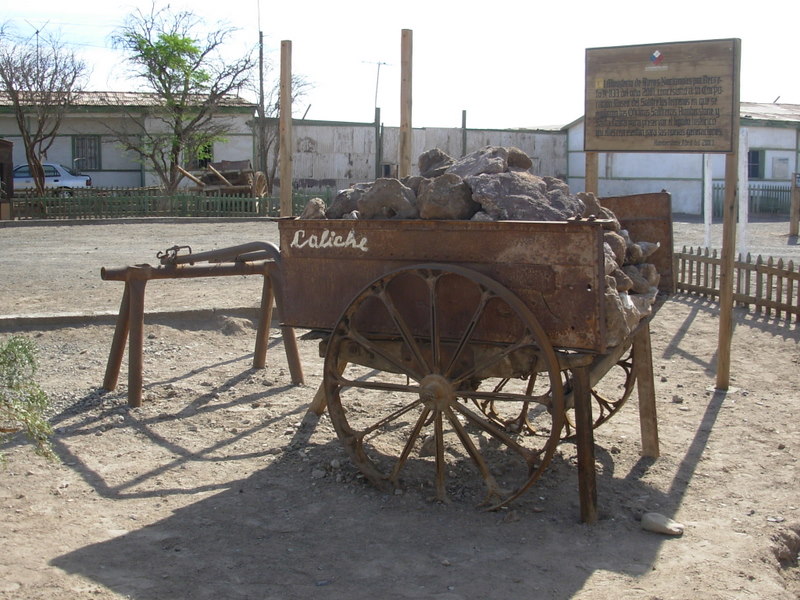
[{"left": 13, "top": 162, "right": 92, "bottom": 195}]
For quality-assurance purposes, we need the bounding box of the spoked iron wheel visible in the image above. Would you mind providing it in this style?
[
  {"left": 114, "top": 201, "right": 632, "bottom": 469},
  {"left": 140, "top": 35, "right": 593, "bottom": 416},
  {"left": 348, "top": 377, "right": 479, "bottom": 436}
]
[
  {"left": 324, "top": 264, "right": 565, "bottom": 509},
  {"left": 562, "top": 343, "right": 637, "bottom": 439}
]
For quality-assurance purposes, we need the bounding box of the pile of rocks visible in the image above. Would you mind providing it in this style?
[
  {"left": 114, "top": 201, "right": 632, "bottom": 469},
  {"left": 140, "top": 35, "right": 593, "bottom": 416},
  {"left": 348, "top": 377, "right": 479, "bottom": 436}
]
[{"left": 298, "top": 146, "right": 661, "bottom": 349}]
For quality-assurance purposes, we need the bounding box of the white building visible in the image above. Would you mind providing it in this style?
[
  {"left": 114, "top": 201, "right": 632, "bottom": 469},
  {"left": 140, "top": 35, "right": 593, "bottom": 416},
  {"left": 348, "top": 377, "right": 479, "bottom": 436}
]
[{"left": 565, "top": 102, "right": 800, "bottom": 214}]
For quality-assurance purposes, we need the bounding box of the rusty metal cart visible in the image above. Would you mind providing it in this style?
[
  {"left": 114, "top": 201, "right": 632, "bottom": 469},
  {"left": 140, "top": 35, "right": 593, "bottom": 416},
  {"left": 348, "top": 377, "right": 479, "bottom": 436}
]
[{"left": 104, "top": 192, "right": 672, "bottom": 522}]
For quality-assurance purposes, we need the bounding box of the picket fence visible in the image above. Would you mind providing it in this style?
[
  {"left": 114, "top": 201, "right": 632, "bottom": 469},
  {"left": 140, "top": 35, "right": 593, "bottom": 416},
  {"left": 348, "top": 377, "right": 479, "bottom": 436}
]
[{"left": 675, "top": 246, "right": 800, "bottom": 322}]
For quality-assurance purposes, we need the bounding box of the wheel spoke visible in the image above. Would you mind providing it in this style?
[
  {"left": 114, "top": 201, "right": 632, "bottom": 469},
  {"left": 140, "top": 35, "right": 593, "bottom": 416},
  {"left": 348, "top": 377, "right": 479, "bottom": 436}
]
[
  {"left": 443, "top": 289, "right": 492, "bottom": 378},
  {"left": 450, "top": 335, "right": 537, "bottom": 389},
  {"left": 428, "top": 272, "right": 442, "bottom": 372},
  {"left": 377, "top": 285, "right": 431, "bottom": 376},
  {"left": 343, "top": 326, "right": 424, "bottom": 381},
  {"left": 443, "top": 406, "right": 506, "bottom": 502},
  {"left": 450, "top": 401, "right": 537, "bottom": 464},
  {"left": 389, "top": 407, "right": 432, "bottom": 483},
  {"left": 358, "top": 397, "right": 424, "bottom": 438},
  {"left": 434, "top": 411, "right": 447, "bottom": 502}
]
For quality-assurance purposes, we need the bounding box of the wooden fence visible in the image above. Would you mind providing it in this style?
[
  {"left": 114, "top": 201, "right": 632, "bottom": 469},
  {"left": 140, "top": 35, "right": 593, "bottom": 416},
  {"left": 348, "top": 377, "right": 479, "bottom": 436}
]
[
  {"left": 712, "top": 183, "right": 792, "bottom": 217},
  {"left": 9, "top": 188, "right": 329, "bottom": 220},
  {"left": 675, "top": 246, "right": 800, "bottom": 322}
]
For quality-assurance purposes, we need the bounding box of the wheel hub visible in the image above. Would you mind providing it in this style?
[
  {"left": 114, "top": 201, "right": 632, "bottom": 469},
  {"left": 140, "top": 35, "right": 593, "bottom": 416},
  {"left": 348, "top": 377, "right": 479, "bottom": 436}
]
[{"left": 419, "top": 374, "right": 456, "bottom": 411}]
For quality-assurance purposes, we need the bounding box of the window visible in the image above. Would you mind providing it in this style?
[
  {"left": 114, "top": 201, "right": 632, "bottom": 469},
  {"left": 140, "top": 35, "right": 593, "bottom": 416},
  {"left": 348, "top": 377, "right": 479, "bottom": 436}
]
[
  {"left": 187, "top": 143, "right": 213, "bottom": 169},
  {"left": 73, "top": 136, "right": 101, "bottom": 170},
  {"left": 747, "top": 150, "right": 764, "bottom": 179}
]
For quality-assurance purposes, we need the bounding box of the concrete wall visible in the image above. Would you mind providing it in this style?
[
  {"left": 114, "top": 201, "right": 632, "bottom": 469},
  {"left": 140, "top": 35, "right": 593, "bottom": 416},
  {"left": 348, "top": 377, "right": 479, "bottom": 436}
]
[{"left": 567, "top": 119, "right": 800, "bottom": 215}]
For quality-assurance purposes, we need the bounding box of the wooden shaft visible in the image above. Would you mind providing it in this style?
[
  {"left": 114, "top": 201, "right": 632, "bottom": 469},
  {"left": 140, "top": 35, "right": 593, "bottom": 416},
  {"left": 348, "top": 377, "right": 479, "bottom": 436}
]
[
  {"left": 633, "top": 322, "right": 659, "bottom": 458},
  {"left": 279, "top": 40, "right": 293, "bottom": 217},
  {"left": 102, "top": 282, "right": 131, "bottom": 391},
  {"left": 716, "top": 152, "right": 739, "bottom": 389},
  {"left": 790, "top": 182, "right": 800, "bottom": 237},
  {"left": 398, "top": 29, "right": 413, "bottom": 178},
  {"left": 127, "top": 278, "right": 147, "bottom": 408},
  {"left": 585, "top": 151, "right": 599, "bottom": 195},
  {"left": 716, "top": 39, "right": 741, "bottom": 390},
  {"left": 253, "top": 272, "right": 274, "bottom": 369},
  {"left": 177, "top": 165, "right": 204, "bottom": 186},
  {"left": 572, "top": 364, "right": 598, "bottom": 524}
]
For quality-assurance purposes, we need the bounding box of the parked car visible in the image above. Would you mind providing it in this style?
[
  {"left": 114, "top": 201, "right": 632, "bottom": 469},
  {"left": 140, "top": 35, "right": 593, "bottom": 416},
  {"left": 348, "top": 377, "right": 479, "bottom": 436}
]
[{"left": 13, "top": 163, "right": 92, "bottom": 195}]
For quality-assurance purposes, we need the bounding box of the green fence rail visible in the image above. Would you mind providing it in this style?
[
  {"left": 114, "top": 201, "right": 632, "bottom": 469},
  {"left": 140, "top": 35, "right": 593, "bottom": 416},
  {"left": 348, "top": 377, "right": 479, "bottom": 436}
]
[
  {"left": 9, "top": 188, "right": 334, "bottom": 220},
  {"left": 712, "top": 183, "right": 792, "bottom": 217}
]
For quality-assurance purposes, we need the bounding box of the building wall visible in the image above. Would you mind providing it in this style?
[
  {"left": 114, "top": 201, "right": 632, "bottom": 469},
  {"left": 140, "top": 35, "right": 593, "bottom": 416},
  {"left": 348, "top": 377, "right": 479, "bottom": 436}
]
[{"left": 567, "top": 118, "right": 800, "bottom": 215}]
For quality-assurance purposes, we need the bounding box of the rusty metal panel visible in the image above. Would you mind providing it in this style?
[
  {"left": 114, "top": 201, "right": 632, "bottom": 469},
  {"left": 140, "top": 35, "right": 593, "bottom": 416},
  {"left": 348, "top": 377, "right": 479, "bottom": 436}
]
[
  {"left": 601, "top": 192, "right": 675, "bottom": 293},
  {"left": 278, "top": 219, "right": 608, "bottom": 352}
]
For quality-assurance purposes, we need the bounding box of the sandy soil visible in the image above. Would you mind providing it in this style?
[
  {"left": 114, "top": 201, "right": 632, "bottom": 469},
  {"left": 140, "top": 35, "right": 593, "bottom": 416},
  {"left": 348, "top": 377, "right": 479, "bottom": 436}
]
[{"left": 0, "top": 217, "right": 798, "bottom": 600}]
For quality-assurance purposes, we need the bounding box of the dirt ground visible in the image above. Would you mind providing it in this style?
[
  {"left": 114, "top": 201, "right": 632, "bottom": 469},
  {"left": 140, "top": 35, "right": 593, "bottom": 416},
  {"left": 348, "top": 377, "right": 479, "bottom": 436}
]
[{"left": 0, "top": 217, "right": 798, "bottom": 600}]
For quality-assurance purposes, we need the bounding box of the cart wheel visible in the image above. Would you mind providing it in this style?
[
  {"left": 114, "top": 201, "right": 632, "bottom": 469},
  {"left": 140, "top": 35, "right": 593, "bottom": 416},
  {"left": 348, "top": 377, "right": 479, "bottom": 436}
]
[
  {"left": 251, "top": 171, "right": 267, "bottom": 198},
  {"left": 562, "top": 345, "right": 637, "bottom": 438},
  {"left": 324, "top": 264, "right": 565, "bottom": 509}
]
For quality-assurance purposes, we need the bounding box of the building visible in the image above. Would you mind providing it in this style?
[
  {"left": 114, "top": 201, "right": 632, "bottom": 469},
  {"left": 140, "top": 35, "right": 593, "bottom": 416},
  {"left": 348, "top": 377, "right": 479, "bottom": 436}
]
[
  {"left": 565, "top": 102, "right": 800, "bottom": 214},
  {"left": 1, "top": 90, "right": 797, "bottom": 215}
]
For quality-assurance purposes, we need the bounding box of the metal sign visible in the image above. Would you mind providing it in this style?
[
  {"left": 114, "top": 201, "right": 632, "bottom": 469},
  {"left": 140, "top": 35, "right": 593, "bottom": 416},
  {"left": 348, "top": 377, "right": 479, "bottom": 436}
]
[{"left": 585, "top": 39, "right": 740, "bottom": 153}]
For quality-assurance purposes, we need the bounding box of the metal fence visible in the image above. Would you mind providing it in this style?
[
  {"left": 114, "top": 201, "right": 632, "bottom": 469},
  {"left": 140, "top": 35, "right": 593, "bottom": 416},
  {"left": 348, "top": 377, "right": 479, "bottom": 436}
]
[
  {"left": 675, "top": 246, "right": 800, "bottom": 322},
  {"left": 8, "top": 187, "right": 334, "bottom": 220},
  {"left": 712, "top": 183, "right": 792, "bottom": 217}
]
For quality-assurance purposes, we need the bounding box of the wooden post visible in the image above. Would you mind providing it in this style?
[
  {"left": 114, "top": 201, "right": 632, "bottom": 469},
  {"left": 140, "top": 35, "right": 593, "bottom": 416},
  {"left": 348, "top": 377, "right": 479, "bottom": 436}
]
[
  {"left": 585, "top": 151, "right": 599, "bottom": 195},
  {"left": 572, "top": 364, "right": 598, "bottom": 524},
  {"left": 716, "top": 41, "right": 741, "bottom": 390},
  {"left": 461, "top": 110, "right": 467, "bottom": 157},
  {"left": 279, "top": 40, "right": 293, "bottom": 217},
  {"left": 102, "top": 283, "right": 131, "bottom": 391},
  {"left": 790, "top": 172, "right": 800, "bottom": 237},
  {"left": 252, "top": 272, "right": 274, "bottom": 369},
  {"left": 398, "top": 29, "right": 413, "bottom": 178},
  {"left": 633, "top": 323, "right": 659, "bottom": 458},
  {"left": 127, "top": 275, "right": 148, "bottom": 408}
]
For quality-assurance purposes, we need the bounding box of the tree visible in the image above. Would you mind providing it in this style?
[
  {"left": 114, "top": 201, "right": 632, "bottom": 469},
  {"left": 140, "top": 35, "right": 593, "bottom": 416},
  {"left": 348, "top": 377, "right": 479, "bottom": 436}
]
[
  {"left": 254, "top": 71, "right": 311, "bottom": 195},
  {"left": 0, "top": 24, "right": 86, "bottom": 195},
  {"left": 111, "top": 4, "right": 256, "bottom": 193},
  {"left": 0, "top": 336, "right": 54, "bottom": 462}
]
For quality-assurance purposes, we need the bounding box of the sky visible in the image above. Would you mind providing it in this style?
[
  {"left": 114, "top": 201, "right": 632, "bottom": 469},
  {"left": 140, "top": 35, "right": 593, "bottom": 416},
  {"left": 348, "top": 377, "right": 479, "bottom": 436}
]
[{"left": 3, "top": 0, "right": 799, "bottom": 130}]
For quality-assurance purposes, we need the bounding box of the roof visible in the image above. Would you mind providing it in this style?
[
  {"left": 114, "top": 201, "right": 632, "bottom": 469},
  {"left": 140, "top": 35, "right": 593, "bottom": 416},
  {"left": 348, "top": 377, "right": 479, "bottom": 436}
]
[
  {"left": 563, "top": 102, "right": 800, "bottom": 130},
  {"left": 740, "top": 102, "right": 800, "bottom": 125},
  {"left": 0, "top": 90, "right": 256, "bottom": 111}
]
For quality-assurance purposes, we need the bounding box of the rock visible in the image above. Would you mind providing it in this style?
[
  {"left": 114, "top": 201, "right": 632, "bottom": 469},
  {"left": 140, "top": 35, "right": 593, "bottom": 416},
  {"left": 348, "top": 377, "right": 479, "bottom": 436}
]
[
  {"left": 326, "top": 183, "right": 371, "bottom": 219},
  {"left": 507, "top": 147, "right": 534, "bottom": 171},
  {"left": 299, "top": 197, "right": 327, "bottom": 219},
  {"left": 357, "top": 178, "right": 419, "bottom": 219},
  {"left": 641, "top": 512, "right": 685, "bottom": 536},
  {"left": 622, "top": 265, "right": 654, "bottom": 295},
  {"left": 578, "top": 192, "right": 621, "bottom": 230},
  {"left": 470, "top": 210, "right": 495, "bottom": 221},
  {"left": 418, "top": 148, "right": 455, "bottom": 178},
  {"left": 417, "top": 173, "right": 480, "bottom": 220},
  {"left": 446, "top": 146, "right": 510, "bottom": 178},
  {"left": 611, "top": 267, "right": 634, "bottom": 292},
  {"left": 604, "top": 231, "right": 627, "bottom": 266},
  {"left": 466, "top": 171, "right": 584, "bottom": 221}
]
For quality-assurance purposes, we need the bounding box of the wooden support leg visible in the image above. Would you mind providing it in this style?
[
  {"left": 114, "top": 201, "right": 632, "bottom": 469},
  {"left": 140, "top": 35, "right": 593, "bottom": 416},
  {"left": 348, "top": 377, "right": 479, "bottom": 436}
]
[
  {"left": 103, "top": 283, "right": 131, "bottom": 391},
  {"left": 572, "top": 364, "right": 598, "bottom": 524},
  {"left": 127, "top": 278, "right": 147, "bottom": 408},
  {"left": 253, "top": 274, "right": 274, "bottom": 369},
  {"left": 307, "top": 357, "right": 346, "bottom": 416},
  {"left": 633, "top": 322, "right": 660, "bottom": 458}
]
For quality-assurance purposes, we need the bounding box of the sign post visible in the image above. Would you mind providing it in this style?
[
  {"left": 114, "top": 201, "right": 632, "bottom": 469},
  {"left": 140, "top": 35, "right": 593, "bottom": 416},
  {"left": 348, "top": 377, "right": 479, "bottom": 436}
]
[{"left": 585, "top": 38, "right": 741, "bottom": 389}]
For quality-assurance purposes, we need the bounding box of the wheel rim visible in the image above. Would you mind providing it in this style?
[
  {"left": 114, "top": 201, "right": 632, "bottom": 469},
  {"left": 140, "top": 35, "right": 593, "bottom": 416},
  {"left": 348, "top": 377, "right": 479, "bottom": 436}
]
[{"left": 324, "top": 264, "right": 565, "bottom": 509}]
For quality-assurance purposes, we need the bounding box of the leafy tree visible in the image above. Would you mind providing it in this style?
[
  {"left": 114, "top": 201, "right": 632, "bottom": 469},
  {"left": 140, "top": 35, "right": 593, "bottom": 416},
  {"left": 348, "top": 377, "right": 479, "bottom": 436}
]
[
  {"left": 0, "top": 24, "right": 86, "bottom": 195},
  {"left": 0, "top": 336, "right": 54, "bottom": 461},
  {"left": 111, "top": 4, "right": 256, "bottom": 193}
]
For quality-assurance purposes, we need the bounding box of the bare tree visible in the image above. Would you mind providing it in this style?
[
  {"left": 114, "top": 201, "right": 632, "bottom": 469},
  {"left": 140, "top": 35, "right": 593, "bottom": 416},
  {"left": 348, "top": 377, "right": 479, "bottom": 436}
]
[
  {"left": 0, "top": 24, "right": 86, "bottom": 195},
  {"left": 254, "top": 70, "right": 311, "bottom": 195},
  {"left": 110, "top": 4, "right": 255, "bottom": 193}
]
